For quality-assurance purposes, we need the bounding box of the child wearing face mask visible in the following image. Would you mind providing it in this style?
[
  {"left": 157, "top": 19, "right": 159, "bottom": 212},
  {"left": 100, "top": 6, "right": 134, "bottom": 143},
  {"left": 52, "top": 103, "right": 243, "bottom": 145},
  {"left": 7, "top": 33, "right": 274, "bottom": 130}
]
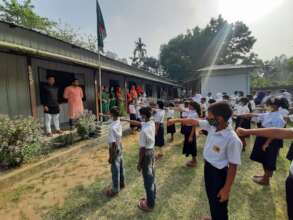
[
  {"left": 238, "top": 97, "right": 285, "bottom": 186},
  {"left": 121, "top": 107, "right": 156, "bottom": 212},
  {"left": 168, "top": 102, "right": 242, "bottom": 220}
]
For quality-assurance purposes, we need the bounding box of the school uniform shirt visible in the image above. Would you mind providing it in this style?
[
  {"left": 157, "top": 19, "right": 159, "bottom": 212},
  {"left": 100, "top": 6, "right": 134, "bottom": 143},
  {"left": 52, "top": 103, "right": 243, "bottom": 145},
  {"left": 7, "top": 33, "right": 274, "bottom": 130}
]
[
  {"left": 257, "top": 111, "right": 286, "bottom": 128},
  {"left": 201, "top": 103, "right": 207, "bottom": 114},
  {"left": 153, "top": 109, "right": 165, "bottom": 123},
  {"left": 235, "top": 104, "right": 250, "bottom": 115},
  {"left": 192, "top": 94, "right": 202, "bottom": 104},
  {"left": 139, "top": 120, "right": 156, "bottom": 149},
  {"left": 181, "top": 111, "right": 188, "bottom": 118},
  {"left": 249, "top": 100, "right": 256, "bottom": 111},
  {"left": 290, "top": 161, "right": 293, "bottom": 175},
  {"left": 166, "top": 108, "right": 175, "bottom": 118},
  {"left": 136, "top": 105, "right": 142, "bottom": 119},
  {"left": 278, "top": 107, "right": 289, "bottom": 118},
  {"left": 129, "top": 104, "right": 136, "bottom": 114},
  {"left": 186, "top": 110, "right": 199, "bottom": 119},
  {"left": 108, "top": 119, "right": 122, "bottom": 144},
  {"left": 199, "top": 120, "right": 243, "bottom": 169}
]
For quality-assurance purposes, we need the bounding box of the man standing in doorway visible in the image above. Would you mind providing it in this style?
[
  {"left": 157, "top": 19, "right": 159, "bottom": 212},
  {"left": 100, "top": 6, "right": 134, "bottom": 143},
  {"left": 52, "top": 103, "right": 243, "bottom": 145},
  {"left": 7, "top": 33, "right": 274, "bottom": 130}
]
[
  {"left": 42, "top": 75, "right": 62, "bottom": 137},
  {"left": 64, "top": 78, "right": 84, "bottom": 128}
]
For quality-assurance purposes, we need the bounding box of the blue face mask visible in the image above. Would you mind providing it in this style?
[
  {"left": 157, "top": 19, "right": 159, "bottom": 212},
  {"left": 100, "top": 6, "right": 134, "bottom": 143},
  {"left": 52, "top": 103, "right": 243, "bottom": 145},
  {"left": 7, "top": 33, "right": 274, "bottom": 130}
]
[{"left": 207, "top": 118, "right": 219, "bottom": 127}]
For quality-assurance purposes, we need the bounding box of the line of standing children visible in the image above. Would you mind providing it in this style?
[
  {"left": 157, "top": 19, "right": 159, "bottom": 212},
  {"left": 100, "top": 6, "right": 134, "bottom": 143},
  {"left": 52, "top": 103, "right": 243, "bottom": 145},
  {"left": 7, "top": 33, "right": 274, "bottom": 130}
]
[
  {"left": 168, "top": 101, "right": 243, "bottom": 220},
  {"left": 238, "top": 97, "right": 285, "bottom": 185}
]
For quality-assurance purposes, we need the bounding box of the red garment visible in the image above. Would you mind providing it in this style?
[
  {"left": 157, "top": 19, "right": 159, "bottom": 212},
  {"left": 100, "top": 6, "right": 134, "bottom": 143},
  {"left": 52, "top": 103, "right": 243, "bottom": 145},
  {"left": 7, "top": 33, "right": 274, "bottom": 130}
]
[
  {"left": 136, "top": 86, "right": 144, "bottom": 95},
  {"left": 130, "top": 86, "right": 138, "bottom": 100}
]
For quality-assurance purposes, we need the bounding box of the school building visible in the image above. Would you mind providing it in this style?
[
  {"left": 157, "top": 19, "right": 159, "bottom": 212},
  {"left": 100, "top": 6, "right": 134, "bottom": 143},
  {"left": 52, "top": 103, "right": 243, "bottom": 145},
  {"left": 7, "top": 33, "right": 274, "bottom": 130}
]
[
  {"left": 0, "top": 21, "right": 181, "bottom": 125},
  {"left": 184, "top": 64, "right": 258, "bottom": 97}
]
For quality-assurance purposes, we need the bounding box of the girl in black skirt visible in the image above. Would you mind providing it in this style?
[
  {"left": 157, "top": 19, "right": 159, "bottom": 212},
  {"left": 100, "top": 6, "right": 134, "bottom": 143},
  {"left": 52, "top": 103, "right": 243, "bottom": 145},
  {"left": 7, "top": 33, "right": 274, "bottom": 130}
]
[
  {"left": 234, "top": 97, "right": 252, "bottom": 150},
  {"left": 153, "top": 101, "right": 165, "bottom": 160},
  {"left": 239, "top": 97, "right": 285, "bottom": 185},
  {"left": 181, "top": 101, "right": 201, "bottom": 167},
  {"left": 236, "top": 127, "right": 293, "bottom": 220},
  {"left": 180, "top": 101, "right": 189, "bottom": 135},
  {"left": 166, "top": 103, "right": 176, "bottom": 142}
]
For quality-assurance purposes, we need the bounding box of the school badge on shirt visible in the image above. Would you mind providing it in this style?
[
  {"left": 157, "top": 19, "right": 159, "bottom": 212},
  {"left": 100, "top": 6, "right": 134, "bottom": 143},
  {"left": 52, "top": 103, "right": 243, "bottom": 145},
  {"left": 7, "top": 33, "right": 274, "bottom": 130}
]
[{"left": 213, "top": 145, "right": 221, "bottom": 153}]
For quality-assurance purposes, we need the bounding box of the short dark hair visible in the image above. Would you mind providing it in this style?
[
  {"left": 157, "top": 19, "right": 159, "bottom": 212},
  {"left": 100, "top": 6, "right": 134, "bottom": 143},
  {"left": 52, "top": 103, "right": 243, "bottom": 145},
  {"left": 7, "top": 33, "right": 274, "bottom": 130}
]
[
  {"left": 157, "top": 101, "right": 164, "bottom": 109},
  {"left": 208, "top": 101, "right": 232, "bottom": 122},
  {"left": 239, "top": 97, "right": 249, "bottom": 105},
  {"left": 110, "top": 106, "right": 120, "bottom": 117},
  {"left": 266, "top": 96, "right": 282, "bottom": 108},
  {"left": 189, "top": 101, "right": 201, "bottom": 116},
  {"left": 46, "top": 74, "right": 55, "bottom": 80},
  {"left": 208, "top": 99, "right": 216, "bottom": 104},
  {"left": 139, "top": 106, "right": 152, "bottom": 119},
  {"left": 279, "top": 97, "right": 289, "bottom": 109},
  {"left": 168, "top": 102, "right": 175, "bottom": 107}
]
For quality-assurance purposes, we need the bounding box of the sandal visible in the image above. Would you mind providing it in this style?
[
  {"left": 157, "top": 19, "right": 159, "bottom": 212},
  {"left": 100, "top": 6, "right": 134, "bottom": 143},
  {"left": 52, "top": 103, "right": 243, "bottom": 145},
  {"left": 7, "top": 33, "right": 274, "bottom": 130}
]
[
  {"left": 252, "top": 177, "right": 269, "bottom": 186},
  {"left": 186, "top": 160, "right": 197, "bottom": 167},
  {"left": 138, "top": 199, "right": 153, "bottom": 212},
  {"left": 105, "top": 188, "right": 118, "bottom": 198},
  {"left": 155, "top": 154, "right": 163, "bottom": 161}
]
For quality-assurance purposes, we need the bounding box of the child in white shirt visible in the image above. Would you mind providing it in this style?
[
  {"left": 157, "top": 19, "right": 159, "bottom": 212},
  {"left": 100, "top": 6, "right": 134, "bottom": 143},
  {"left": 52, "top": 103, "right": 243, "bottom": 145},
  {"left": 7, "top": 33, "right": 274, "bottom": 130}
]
[
  {"left": 122, "top": 107, "right": 156, "bottom": 212},
  {"left": 105, "top": 107, "right": 124, "bottom": 197},
  {"left": 166, "top": 103, "right": 176, "bottom": 142},
  {"left": 168, "top": 101, "right": 242, "bottom": 220}
]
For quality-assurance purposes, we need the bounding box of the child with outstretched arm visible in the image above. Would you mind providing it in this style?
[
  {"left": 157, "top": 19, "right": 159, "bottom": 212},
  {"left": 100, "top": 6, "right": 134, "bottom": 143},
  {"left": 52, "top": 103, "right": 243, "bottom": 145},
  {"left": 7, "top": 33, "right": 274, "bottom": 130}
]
[
  {"left": 237, "top": 127, "right": 293, "bottom": 220},
  {"left": 168, "top": 102, "right": 242, "bottom": 220},
  {"left": 121, "top": 106, "right": 156, "bottom": 212}
]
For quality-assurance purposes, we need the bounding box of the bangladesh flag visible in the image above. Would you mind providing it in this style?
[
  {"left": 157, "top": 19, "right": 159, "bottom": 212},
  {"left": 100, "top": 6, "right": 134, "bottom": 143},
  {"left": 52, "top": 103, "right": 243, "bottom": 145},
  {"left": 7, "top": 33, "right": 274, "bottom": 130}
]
[{"left": 96, "top": 0, "right": 107, "bottom": 50}]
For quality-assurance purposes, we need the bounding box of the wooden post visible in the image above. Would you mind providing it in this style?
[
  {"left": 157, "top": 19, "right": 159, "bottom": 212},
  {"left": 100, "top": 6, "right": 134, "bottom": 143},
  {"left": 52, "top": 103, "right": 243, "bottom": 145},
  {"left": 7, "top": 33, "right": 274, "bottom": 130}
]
[
  {"left": 27, "top": 57, "right": 37, "bottom": 118},
  {"left": 124, "top": 76, "right": 128, "bottom": 111},
  {"left": 98, "top": 50, "right": 103, "bottom": 121},
  {"left": 94, "top": 70, "right": 99, "bottom": 117}
]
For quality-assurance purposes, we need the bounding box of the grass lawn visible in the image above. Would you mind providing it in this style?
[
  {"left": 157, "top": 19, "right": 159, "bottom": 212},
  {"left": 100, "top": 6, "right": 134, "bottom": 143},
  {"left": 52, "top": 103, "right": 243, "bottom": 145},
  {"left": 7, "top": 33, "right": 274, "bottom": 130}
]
[{"left": 45, "top": 132, "right": 290, "bottom": 220}]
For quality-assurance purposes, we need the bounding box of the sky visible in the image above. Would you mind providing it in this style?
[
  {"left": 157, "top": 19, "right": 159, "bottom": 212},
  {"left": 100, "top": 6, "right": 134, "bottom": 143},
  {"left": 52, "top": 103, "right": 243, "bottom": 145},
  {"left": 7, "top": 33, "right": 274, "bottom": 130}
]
[{"left": 16, "top": 0, "right": 293, "bottom": 61}]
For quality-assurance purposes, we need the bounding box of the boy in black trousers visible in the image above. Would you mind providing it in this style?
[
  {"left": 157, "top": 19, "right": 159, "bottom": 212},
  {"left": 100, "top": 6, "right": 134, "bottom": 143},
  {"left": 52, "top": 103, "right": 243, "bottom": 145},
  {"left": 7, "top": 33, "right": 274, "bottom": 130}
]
[{"left": 168, "top": 102, "right": 242, "bottom": 220}]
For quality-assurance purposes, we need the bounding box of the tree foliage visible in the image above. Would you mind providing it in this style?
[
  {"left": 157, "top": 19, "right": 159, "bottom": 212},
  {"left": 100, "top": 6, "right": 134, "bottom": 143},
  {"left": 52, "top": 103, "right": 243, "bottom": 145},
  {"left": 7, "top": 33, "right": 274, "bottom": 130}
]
[
  {"left": 0, "top": 0, "right": 56, "bottom": 31},
  {"left": 130, "top": 37, "right": 147, "bottom": 67},
  {"left": 251, "top": 55, "right": 293, "bottom": 88},
  {"left": 160, "top": 15, "right": 257, "bottom": 80},
  {"left": 0, "top": 0, "right": 100, "bottom": 52}
]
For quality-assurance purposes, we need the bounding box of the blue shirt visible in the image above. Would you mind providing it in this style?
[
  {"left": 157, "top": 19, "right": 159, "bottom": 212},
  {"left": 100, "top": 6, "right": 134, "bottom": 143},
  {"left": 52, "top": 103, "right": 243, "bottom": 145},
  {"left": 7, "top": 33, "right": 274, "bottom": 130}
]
[{"left": 257, "top": 112, "right": 285, "bottom": 128}]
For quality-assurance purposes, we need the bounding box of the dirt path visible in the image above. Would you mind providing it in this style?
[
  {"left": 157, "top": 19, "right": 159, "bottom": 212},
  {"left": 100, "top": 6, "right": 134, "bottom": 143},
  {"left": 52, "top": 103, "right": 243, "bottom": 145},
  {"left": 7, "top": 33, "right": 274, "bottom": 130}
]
[{"left": 0, "top": 134, "right": 139, "bottom": 220}]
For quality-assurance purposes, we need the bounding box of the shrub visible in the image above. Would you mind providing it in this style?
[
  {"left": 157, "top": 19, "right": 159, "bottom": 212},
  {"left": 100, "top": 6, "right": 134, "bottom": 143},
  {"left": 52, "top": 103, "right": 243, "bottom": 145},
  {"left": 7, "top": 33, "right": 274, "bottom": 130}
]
[
  {"left": 0, "top": 115, "right": 43, "bottom": 168},
  {"left": 75, "top": 111, "right": 97, "bottom": 139}
]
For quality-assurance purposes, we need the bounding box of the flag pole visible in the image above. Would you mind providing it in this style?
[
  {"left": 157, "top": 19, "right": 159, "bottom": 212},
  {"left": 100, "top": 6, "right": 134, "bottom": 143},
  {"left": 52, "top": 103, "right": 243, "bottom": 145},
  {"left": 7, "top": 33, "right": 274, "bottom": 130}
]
[{"left": 98, "top": 47, "right": 102, "bottom": 122}]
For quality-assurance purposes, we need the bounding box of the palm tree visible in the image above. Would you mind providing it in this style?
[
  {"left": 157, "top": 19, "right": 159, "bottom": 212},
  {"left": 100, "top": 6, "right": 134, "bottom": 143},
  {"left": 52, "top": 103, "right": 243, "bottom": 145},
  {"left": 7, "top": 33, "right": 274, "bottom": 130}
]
[{"left": 131, "top": 38, "right": 147, "bottom": 67}]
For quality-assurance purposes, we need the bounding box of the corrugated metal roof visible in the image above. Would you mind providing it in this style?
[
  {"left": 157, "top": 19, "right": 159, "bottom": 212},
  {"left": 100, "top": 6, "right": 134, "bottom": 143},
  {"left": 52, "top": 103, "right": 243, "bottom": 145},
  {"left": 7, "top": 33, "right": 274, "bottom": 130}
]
[
  {"left": 197, "top": 64, "right": 258, "bottom": 72},
  {"left": 0, "top": 21, "right": 180, "bottom": 87}
]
